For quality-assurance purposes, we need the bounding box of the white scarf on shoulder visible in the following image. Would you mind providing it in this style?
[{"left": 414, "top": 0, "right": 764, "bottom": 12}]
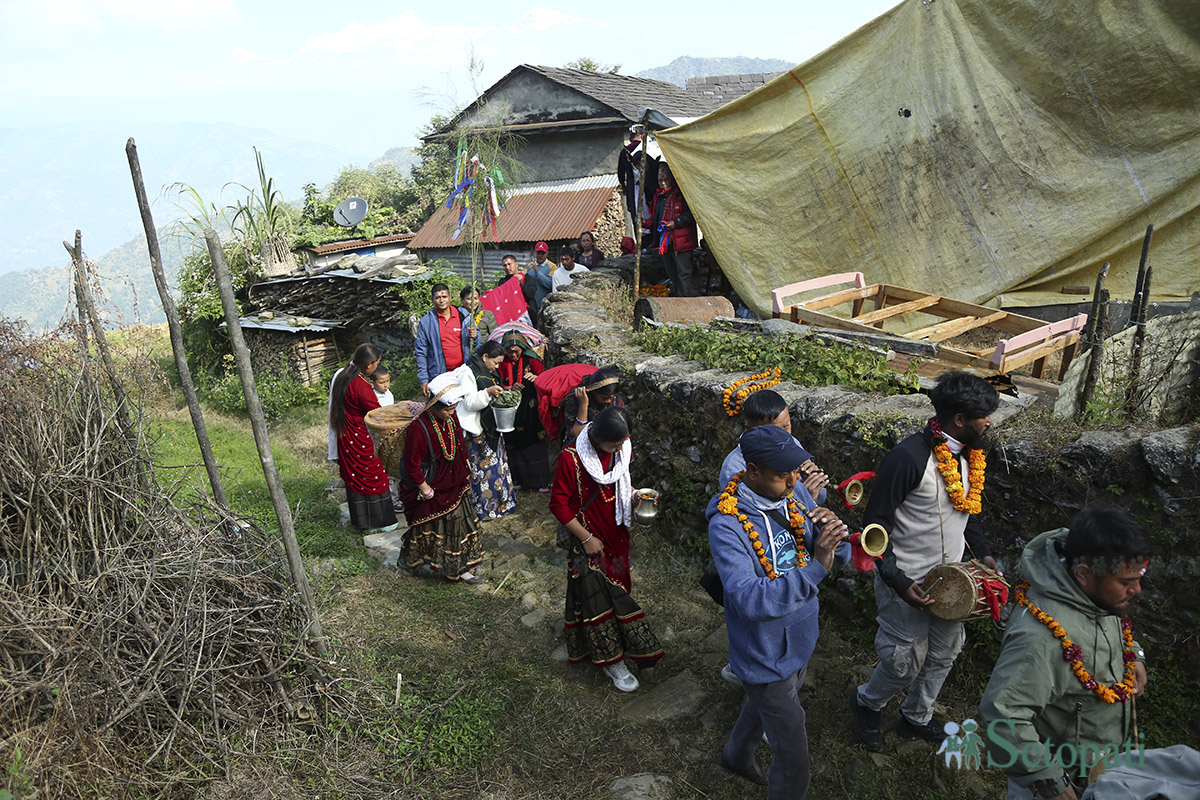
[{"left": 574, "top": 423, "right": 632, "bottom": 527}]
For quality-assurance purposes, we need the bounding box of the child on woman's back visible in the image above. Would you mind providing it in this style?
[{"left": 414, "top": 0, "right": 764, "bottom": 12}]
[
  {"left": 368, "top": 365, "right": 402, "bottom": 513},
  {"left": 370, "top": 365, "right": 394, "bottom": 406}
]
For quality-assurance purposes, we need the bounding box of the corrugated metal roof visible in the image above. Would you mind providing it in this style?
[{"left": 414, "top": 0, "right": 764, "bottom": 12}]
[
  {"left": 222, "top": 315, "right": 344, "bottom": 333},
  {"left": 507, "top": 174, "right": 620, "bottom": 196},
  {"left": 410, "top": 185, "right": 618, "bottom": 249},
  {"left": 298, "top": 233, "right": 414, "bottom": 256}
]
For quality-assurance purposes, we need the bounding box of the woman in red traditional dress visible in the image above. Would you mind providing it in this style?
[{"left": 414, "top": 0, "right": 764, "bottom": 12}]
[
  {"left": 498, "top": 330, "right": 551, "bottom": 492},
  {"left": 329, "top": 343, "right": 397, "bottom": 531},
  {"left": 397, "top": 372, "right": 484, "bottom": 584},
  {"left": 549, "top": 406, "right": 663, "bottom": 692}
]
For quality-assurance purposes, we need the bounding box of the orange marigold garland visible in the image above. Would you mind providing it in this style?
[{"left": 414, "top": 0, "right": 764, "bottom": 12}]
[
  {"left": 717, "top": 472, "right": 807, "bottom": 579},
  {"left": 472, "top": 308, "right": 485, "bottom": 327},
  {"left": 722, "top": 367, "right": 783, "bottom": 417},
  {"left": 929, "top": 417, "right": 986, "bottom": 514},
  {"left": 639, "top": 284, "right": 671, "bottom": 297},
  {"left": 1014, "top": 583, "right": 1137, "bottom": 703}
]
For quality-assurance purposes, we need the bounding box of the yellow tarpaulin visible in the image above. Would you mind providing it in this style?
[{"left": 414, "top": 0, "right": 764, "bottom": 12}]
[{"left": 656, "top": 0, "right": 1200, "bottom": 318}]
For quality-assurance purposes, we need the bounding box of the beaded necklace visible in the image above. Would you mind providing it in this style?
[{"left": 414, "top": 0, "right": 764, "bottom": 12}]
[
  {"left": 430, "top": 414, "right": 457, "bottom": 461},
  {"left": 1013, "top": 582, "right": 1137, "bottom": 703},
  {"left": 717, "top": 472, "right": 808, "bottom": 579}
]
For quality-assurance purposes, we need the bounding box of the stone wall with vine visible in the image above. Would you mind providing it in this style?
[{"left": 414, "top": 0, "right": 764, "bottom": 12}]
[{"left": 541, "top": 267, "right": 1200, "bottom": 732}]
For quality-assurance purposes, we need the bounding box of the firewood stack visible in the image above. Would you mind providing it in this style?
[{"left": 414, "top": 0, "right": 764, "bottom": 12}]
[
  {"left": 593, "top": 190, "right": 625, "bottom": 258},
  {"left": 248, "top": 275, "right": 410, "bottom": 326}
]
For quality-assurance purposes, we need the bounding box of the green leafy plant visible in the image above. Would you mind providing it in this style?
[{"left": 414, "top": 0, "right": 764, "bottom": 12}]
[
  {"left": 633, "top": 325, "right": 921, "bottom": 395},
  {"left": 491, "top": 388, "right": 522, "bottom": 408}
]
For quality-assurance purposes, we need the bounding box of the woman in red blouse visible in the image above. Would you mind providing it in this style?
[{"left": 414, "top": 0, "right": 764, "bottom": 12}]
[
  {"left": 397, "top": 372, "right": 483, "bottom": 584},
  {"left": 549, "top": 406, "right": 663, "bottom": 692},
  {"left": 329, "top": 343, "right": 397, "bottom": 531}
]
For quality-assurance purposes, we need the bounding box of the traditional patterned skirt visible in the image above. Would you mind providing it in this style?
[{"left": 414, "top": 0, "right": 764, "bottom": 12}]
[
  {"left": 564, "top": 549, "right": 664, "bottom": 668},
  {"left": 345, "top": 487, "right": 397, "bottom": 531},
  {"left": 468, "top": 436, "right": 516, "bottom": 520},
  {"left": 401, "top": 490, "right": 483, "bottom": 580}
]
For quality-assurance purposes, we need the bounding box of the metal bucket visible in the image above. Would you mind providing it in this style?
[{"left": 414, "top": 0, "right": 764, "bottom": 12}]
[
  {"left": 633, "top": 296, "right": 735, "bottom": 330},
  {"left": 492, "top": 404, "right": 519, "bottom": 433}
]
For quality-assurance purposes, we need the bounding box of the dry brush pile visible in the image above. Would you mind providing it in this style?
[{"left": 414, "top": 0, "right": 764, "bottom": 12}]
[{"left": 0, "top": 320, "right": 332, "bottom": 797}]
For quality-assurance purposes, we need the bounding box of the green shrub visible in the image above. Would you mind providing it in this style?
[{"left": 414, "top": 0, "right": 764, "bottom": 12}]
[{"left": 204, "top": 354, "right": 324, "bottom": 420}]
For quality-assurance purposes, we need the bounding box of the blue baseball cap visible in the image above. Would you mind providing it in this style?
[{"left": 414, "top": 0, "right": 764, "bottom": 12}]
[{"left": 741, "top": 425, "right": 811, "bottom": 472}]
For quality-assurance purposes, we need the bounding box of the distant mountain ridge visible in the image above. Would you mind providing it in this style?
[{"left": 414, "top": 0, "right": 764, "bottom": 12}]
[
  {"left": 635, "top": 56, "right": 793, "bottom": 87},
  {"left": 0, "top": 230, "right": 191, "bottom": 332},
  {"left": 0, "top": 121, "right": 371, "bottom": 277}
]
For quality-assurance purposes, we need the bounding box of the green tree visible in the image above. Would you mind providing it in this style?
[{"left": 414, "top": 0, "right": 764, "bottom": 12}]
[{"left": 566, "top": 57, "right": 622, "bottom": 74}]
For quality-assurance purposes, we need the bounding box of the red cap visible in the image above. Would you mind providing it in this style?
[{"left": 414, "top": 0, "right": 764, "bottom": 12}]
[{"left": 534, "top": 241, "right": 549, "bottom": 253}]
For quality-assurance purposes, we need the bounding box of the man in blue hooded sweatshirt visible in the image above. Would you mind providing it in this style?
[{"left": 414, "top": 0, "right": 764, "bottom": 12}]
[{"left": 707, "top": 424, "right": 850, "bottom": 799}]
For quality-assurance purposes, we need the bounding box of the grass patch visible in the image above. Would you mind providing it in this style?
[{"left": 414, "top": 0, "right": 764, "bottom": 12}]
[{"left": 150, "top": 401, "right": 359, "bottom": 561}]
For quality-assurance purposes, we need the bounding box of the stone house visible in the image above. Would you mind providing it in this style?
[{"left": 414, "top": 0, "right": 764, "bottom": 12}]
[{"left": 410, "top": 65, "right": 779, "bottom": 277}]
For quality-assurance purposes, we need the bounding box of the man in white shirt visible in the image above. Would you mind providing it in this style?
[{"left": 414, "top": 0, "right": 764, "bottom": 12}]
[{"left": 551, "top": 248, "right": 589, "bottom": 291}]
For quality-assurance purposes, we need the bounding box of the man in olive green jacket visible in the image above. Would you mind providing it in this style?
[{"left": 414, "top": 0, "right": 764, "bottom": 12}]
[{"left": 980, "top": 508, "right": 1151, "bottom": 800}]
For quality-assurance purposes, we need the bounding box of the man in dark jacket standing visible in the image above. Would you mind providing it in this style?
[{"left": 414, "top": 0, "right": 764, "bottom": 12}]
[
  {"left": 979, "top": 508, "right": 1150, "bottom": 800},
  {"left": 414, "top": 283, "right": 470, "bottom": 396},
  {"left": 850, "top": 371, "right": 1000, "bottom": 750},
  {"left": 708, "top": 424, "right": 848, "bottom": 799}
]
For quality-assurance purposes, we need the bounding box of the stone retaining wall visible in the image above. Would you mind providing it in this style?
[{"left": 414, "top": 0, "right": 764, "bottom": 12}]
[{"left": 541, "top": 268, "right": 1200, "bottom": 658}]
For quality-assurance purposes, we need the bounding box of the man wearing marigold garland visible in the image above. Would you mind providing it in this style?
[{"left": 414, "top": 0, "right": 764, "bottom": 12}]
[
  {"left": 708, "top": 424, "right": 849, "bottom": 799},
  {"left": 979, "top": 507, "right": 1150, "bottom": 800},
  {"left": 851, "top": 371, "right": 1001, "bottom": 751}
]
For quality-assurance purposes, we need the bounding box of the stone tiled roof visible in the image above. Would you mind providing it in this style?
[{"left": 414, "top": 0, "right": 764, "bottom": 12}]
[{"left": 524, "top": 65, "right": 723, "bottom": 120}]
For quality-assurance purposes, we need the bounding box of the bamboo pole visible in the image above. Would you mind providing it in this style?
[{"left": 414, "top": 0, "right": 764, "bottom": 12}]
[
  {"left": 125, "top": 138, "right": 229, "bottom": 510},
  {"left": 1126, "top": 264, "right": 1153, "bottom": 416},
  {"left": 204, "top": 227, "right": 325, "bottom": 653}
]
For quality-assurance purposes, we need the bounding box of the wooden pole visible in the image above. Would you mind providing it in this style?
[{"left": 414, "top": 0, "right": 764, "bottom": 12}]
[
  {"left": 1080, "top": 262, "right": 1110, "bottom": 353},
  {"left": 63, "top": 231, "right": 133, "bottom": 434},
  {"left": 1126, "top": 264, "right": 1153, "bottom": 416},
  {"left": 1077, "top": 287, "right": 1110, "bottom": 421},
  {"left": 204, "top": 227, "right": 325, "bottom": 653},
  {"left": 125, "top": 138, "right": 230, "bottom": 510},
  {"left": 632, "top": 113, "right": 650, "bottom": 304}
]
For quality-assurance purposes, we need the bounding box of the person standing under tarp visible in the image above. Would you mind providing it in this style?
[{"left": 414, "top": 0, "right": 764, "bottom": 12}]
[{"left": 653, "top": 168, "right": 698, "bottom": 296}]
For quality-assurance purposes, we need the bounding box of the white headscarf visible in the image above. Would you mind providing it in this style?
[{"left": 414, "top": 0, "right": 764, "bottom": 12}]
[
  {"left": 427, "top": 372, "right": 469, "bottom": 406},
  {"left": 574, "top": 422, "right": 632, "bottom": 527}
]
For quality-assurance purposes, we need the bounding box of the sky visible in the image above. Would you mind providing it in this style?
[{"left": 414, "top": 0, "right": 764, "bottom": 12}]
[{"left": 0, "top": 0, "right": 900, "bottom": 160}]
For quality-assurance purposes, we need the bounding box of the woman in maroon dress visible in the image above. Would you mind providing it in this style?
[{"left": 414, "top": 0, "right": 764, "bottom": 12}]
[
  {"left": 549, "top": 406, "right": 663, "bottom": 692},
  {"left": 397, "top": 372, "right": 484, "bottom": 584},
  {"left": 329, "top": 343, "right": 397, "bottom": 531}
]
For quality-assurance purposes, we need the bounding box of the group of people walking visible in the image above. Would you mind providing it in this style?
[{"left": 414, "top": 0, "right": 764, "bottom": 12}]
[
  {"left": 331, "top": 282, "right": 1163, "bottom": 799},
  {"left": 707, "top": 371, "right": 1157, "bottom": 800}
]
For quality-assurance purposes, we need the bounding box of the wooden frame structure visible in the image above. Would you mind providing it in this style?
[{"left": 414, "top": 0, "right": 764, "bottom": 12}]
[{"left": 771, "top": 272, "right": 1087, "bottom": 379}]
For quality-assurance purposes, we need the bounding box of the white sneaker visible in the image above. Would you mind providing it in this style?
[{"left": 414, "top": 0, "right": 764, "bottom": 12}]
[
  {"left": 720, "top": 663, "right": 743, "bottom": 685},
  {"left": 602, "top": 661, "right": 640, "bottom": 692},
  {"left": 551, "top": 643, "right": 570, "bottom": 662}
]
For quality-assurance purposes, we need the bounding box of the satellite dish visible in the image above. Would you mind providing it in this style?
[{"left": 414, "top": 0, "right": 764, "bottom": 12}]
[{"left": 333, "top": 197, "right": 368, "bottom": 227}]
